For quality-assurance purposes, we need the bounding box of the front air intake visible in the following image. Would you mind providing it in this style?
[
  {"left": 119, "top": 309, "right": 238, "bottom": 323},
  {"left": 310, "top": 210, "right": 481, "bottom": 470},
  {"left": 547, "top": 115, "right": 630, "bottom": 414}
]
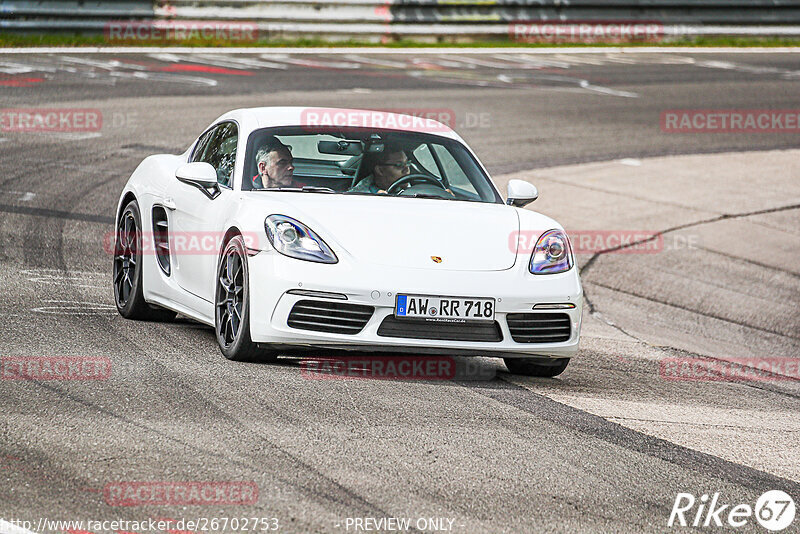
[
  {"left": 506, "top": 313, "right": 571, "bottom": 343},
  {"left": 287, "top": 300, "right": 374, "bottom": 335},
  {"left": 151, "top": 206, "right": 170, "bottom": 276},
  {"left": 377, "top": 317, "right": 503, "bottom": 342}
]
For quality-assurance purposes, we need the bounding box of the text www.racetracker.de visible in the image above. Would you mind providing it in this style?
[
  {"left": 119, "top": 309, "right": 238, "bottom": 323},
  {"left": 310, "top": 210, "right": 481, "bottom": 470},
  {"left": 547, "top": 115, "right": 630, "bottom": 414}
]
[{"left": 3, "top": 517, "right": 281, "bottom": 533}]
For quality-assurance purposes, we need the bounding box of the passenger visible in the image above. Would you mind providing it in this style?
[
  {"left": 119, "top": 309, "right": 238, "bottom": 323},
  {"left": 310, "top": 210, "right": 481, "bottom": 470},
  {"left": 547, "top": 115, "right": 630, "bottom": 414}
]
[{"left": 252, "top": 138, "right": 303, "bottom": 189}]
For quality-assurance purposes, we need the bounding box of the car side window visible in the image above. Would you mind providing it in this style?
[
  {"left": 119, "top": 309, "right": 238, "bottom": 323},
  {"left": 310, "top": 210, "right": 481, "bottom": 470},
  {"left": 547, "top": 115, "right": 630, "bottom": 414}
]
[
  {"left": 190, "top": 129, "right": 215, "bottom": 163},
  {"left": 192, "top": 122, "right": 238, "bottom": 187}
]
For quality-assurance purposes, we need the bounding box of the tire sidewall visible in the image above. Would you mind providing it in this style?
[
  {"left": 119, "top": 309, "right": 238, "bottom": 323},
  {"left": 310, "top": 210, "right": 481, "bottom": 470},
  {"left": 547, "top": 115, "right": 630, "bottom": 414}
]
[
  {"left": 215, "top": 236, "right": 255, "bottom": 360},
  {"left": 114, "top": 201, "right": 145, "bottom": 316}
]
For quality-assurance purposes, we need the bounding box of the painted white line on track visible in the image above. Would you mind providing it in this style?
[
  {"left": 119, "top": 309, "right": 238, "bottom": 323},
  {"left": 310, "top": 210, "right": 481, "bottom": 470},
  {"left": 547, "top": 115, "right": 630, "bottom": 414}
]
[
  {"left": 149, "top": 52, "right": 287, "bottom": 70},
  {"left": 492, "top": 53, "right": 572, "bottom": 68},
  {"left": 448, "top": 56, "right": 518, "bottom": 68},
  {"left": 579, "top": 80, "right": 639, "bottom": 98},
  {"left": 23, "top": 269, "right": 107, "bottom": 289},
  {"left": 109, "top": 70, "right": 218, "bottom": 87},
  {"left": 31, "top": 299, "right": 116, "bottom": 315},
  {"left": 342, "top": 54, "right": 408, "bottom": 68},
  {"left": 499, "top": 71, "right": 640, "bottom": 98},
  {"left": 411, "top": 56, "right": 470, "bottom": 68},
  {"left": 145, "top": 52, "right": 184, "bottom": 63},
  {"left": 550, "top": 53, "right": 608, "bottom": 66},
  {"left": 0, "top": 190, "right": 37, "bottom": 201},
  {"left": 2, "top": 47, "right": 800, "bottom": 55},
  {"left": 0, "top": 61, "right": 38, "bottom": 74},
  {"left": 336, "top": 87, "right": 373, "bottom": 93},
  {"left": 694, "top": 58, "right": 800, "bottom": 78},
  {"left": 263, "top": 55, "right": 362, "bottom": 69},
  {"left": 57, "top": 55, "right": 149, "bottom": 71},
  {"left": 42, "top": 132, "right": 103, "bottom": 141},
  {"left": 147, "top": 53, "right": 250, "bottom": 70},
  {"left": 198, "top": 54, "right": 288, "bottom": 69}
]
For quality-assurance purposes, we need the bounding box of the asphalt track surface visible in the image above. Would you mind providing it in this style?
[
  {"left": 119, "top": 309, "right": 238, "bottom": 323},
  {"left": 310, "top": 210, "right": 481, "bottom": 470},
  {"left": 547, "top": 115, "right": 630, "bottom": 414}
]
[{"left": 1, "top": 50, "right": 799, "bottom": 533}]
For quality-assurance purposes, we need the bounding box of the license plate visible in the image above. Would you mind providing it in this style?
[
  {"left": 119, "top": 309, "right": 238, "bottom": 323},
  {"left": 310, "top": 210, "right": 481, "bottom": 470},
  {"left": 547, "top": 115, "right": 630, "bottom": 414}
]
[{"left": 395, "top": 294, "right": 495, "bottom": 323}]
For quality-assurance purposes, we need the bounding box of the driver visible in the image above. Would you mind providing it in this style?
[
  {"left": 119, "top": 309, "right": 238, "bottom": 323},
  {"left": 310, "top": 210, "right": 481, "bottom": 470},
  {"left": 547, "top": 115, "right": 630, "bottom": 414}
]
[{"left": 348, "top": 145, "right": 410, "bottom": 194}]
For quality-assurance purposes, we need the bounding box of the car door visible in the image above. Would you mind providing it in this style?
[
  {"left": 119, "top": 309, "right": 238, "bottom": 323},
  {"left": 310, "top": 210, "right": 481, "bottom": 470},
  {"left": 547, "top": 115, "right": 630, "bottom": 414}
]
[{"left": 166, "top": 121, "right": 239, "bottom": 302}]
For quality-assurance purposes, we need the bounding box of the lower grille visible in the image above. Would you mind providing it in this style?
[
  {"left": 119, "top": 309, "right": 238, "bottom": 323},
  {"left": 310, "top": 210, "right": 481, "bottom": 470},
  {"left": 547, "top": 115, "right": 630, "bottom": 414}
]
[
  {"left": 506, "top": 312, "right": 571, "bottom": 343},
  {"left": 377, "top": 316, "right": 503, "bottom": 342},
  {"left": 287, "top": 300, "right": 373, "bottom": 335}
]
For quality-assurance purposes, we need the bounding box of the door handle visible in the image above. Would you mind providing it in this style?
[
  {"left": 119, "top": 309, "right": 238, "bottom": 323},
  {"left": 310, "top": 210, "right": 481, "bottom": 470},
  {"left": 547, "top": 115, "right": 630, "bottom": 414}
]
[{"left": 162, "top": 198, "right": 177, "bottom": 210}]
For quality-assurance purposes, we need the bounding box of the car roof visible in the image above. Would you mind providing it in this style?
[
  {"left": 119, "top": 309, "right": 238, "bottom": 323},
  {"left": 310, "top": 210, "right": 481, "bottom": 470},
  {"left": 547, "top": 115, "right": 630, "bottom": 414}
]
[{"left": 215, "top": 107, "right": 462, "bottom": 141}]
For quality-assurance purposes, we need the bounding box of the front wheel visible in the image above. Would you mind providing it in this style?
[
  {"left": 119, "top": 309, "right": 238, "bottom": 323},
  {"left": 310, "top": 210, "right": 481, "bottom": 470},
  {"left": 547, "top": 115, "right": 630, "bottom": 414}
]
[
  {"left": 215, "top": 235, "right": 276, "bottom": 362},
  {"left": 504, "top": 357, "right": 570, "bottom": 377}
]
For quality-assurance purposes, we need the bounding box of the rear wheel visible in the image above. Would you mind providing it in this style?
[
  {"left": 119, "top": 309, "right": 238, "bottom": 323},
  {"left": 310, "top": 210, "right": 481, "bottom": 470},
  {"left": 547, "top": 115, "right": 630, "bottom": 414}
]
[
  {"left": 215, "top": 235, "right": 277, "bottom": 362},
  {"left": 113, "top": 200, "right": 176, "bottom": 322},
  {"left": 504, "top": 357, "right": 570, "bottom": 377}
]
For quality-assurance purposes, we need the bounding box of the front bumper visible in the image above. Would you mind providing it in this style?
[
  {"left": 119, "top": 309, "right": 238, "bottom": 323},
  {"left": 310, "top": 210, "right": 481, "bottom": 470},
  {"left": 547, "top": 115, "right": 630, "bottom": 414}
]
[{"left": 248, "top": 249, "right": 582, "bottom": 359}]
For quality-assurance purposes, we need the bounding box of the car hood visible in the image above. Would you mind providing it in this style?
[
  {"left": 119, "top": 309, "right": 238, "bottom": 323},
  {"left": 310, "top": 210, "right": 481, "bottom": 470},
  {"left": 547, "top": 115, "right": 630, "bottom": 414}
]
[{"left": 253, "top": 194, "right": 521, "bottom": 271}]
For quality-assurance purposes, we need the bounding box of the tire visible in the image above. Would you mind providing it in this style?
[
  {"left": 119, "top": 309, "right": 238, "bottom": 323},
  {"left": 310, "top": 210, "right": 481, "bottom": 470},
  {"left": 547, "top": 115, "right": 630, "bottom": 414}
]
[
  {"left": 215, "top": 235, "right": 277, "bottom": 362},
  {"left": 113, "top": 200, "right": 176, "bottom": 322},
  {"left": 504, "top": 357, "right": 570, "bottom": 377}
]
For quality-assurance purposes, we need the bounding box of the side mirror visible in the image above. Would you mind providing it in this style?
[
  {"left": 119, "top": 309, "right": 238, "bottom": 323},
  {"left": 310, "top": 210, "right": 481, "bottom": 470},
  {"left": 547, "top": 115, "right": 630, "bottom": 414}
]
[
  {"left": 506, "top": 179, "right": 538, "bottom": 208},
  {"left": 176, "top": 162, "right": 220, "bottom": 199}
]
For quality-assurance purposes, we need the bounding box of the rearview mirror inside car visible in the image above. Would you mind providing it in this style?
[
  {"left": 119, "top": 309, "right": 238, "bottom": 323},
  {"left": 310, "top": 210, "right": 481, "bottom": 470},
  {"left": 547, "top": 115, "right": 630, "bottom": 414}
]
[{"left": 318, "top": 140, "right": 363, "bottom": 156}]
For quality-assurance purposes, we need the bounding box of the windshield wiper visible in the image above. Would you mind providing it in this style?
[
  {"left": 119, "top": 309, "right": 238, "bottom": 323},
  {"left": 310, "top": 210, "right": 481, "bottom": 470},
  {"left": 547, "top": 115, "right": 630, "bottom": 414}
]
[
  {"left": 408, "top": 193, "right": 456, "bottom": 200},
  {"left": 340, "top": 192, "right": 457, "bottom": 200},
  {"left": 262, "top": 186, "right": 336, "bottom": 193},
  {"left": 301, "top": 186, "right": 336, "bottom": 193},
  {"left": 341, "top": 191, "right": 374, "bottom": 196}
]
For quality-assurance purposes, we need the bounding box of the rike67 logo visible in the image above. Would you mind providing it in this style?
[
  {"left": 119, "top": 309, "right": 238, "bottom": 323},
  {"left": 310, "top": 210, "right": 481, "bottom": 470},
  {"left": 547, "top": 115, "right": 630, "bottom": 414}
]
[{"left": 669, "top": 490, "right": 795, "bottom": 531}]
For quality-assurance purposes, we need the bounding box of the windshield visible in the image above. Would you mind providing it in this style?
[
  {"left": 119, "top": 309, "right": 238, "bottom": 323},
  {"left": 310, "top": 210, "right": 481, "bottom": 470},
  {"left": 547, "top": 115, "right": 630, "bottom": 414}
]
[{"left": 242, "top": 127, "right": 503, "bottom": 203}]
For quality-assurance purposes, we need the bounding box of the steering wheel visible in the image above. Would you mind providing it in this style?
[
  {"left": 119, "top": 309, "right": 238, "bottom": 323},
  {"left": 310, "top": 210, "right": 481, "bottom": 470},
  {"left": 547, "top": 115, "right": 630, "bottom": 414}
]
[{"left": 386, "top": 173, "right": 447, "bottom": 195}]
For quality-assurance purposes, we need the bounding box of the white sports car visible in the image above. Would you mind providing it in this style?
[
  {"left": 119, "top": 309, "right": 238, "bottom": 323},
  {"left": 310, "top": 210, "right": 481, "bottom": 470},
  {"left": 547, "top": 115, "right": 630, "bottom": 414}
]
[{"left": 113, "top": 107, "right": 582, "bottom": 377}]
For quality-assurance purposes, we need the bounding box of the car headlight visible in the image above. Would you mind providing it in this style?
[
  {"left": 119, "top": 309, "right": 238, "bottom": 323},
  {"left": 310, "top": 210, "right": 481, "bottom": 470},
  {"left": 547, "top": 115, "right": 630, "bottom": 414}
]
[
  {"left": 529, "top": 229, "right": 573, "bottom": 274},
  {"left": 264, "top": 215, "right": 337, "bottom": 264}
]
